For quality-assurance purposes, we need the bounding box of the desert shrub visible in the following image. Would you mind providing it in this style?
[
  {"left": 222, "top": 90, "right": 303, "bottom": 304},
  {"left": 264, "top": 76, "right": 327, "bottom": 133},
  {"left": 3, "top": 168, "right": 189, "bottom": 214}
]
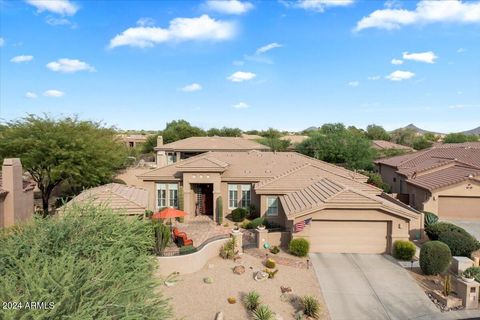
[
  {"left": 220, "top": 238, "right": 236, "bottom": 259},
  {"left": 250, "top": 217, "right": 266, "bottom": 229},
  {"left": 264, "top": 269, "right": 279, "bottom": 279},
  {"left": 301, "top": 296, "right": 321, "bottom": 319},
  {"left": 270, "top": 246, "right": 280, "bottom": 254},
  {"left": 231, "top": 207, "right": 248, "bottom": 222},
  {"left": 424, "top": 211, "right": 438, "bottom": 228},
  {"left": 438, "top": 231, "right": 480, "bottom": 257},
  {"left": 393, "top": 240, "right": 416, "bottom": 261},
  {"left": 289, "top": 238, "right": 310, "bottom": 257},
  {"left": 244, "top": 291, "right": 261, "bottom": 311},
  {"left": 240, "top": 219, "right": 251, "bottom": 229},
  {"left": 179, "top": 245, "right": 197, "bottom": 255},
  {"left": 425, "top": 222, "right": 470, "bottom": 240},
  {"left": 0, "top": 203, "right": 172, "bottom": 319},
  {"left": 265, "top": 258, "right": 276, "bottom": 269},
  {"left": 419, "top": 241, "right": 452, "bottom": 275},
  {"left": 252, "top": 305, "right": 274, "bottom": 320},
  {"left": 463, "top": 266, "right": 480, "bottom": 282},
  {"left": 153, "top": 221, "right": 171, "bottom": 254}
]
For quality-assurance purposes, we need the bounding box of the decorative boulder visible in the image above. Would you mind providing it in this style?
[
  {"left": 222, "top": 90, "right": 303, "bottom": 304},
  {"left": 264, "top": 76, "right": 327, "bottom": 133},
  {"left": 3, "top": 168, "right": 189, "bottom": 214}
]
[
  {"left": 254, "top": 271, "right": 268, "bottom": 282},
  {"left": 215, "top": 311, "right": 224, "bottom": 320},
  {"left": 233, "top": 265, "right": 245, "bottom": 275}
]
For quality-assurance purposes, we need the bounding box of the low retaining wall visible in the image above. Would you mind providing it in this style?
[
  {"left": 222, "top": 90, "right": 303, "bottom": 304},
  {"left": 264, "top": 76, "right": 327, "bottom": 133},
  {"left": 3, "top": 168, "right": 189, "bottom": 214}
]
[
  {"left": 267, "top": 231, "right": 291, "bottom": 248},
  {"left": 157, "top": 238, "right": 229, "bottom": 276}
]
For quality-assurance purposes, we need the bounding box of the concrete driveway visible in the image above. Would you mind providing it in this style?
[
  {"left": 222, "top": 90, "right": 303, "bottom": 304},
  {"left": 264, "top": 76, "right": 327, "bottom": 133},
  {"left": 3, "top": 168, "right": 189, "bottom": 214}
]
[
  {"left": 445, "top": 220, "right": 480, "bottom": 240},
  {"left": 310, "top": 253, "right": 438, "bottom": 320}
]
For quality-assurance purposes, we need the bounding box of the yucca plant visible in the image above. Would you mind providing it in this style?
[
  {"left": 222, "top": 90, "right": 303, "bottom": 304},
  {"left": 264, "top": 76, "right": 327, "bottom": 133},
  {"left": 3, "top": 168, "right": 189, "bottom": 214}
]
[
  {"left": 252, "top": 305, "right": 275, "bottom": 320},
  {"left": 301, "top": 296, "right": 320, "bottom": 319},
  {"left": 244, "top": 291, "right": 261, "bottom": 311}
]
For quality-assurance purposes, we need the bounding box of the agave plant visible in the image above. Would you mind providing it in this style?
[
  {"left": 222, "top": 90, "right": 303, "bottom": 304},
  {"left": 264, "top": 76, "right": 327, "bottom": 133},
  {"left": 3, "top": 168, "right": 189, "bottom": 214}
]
[
  {"left": 301, "top": 296, "right": 321, "bottom": 319},
  {"left": 243, "top": 291, "right": 261, "bottom": 311},
  {"left": 252, "top": 305, "right": 274, "bottom": 320}
]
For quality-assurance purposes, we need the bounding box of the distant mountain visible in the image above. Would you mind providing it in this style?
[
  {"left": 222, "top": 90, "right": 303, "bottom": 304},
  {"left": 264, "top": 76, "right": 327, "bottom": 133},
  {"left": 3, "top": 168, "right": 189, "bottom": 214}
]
[
  {"left": 392, "top": 124, "right": 444, "bottom": 136},
  {"left": 461, "top": 126, "right": 480, "bottom": 136},
  {"left": 303, "top": 126, "right": 318, "bottom": 132}
]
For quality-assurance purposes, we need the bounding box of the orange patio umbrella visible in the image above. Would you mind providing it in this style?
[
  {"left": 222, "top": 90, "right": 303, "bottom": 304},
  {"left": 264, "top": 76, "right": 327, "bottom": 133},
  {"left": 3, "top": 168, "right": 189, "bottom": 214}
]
[{"left": 152, "top": 208, "right": 187, "bottom": 220}]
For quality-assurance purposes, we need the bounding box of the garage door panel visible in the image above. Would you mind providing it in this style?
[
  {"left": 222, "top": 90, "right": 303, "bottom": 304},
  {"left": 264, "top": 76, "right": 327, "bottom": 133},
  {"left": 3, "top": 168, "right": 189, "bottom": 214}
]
[
  {"left": 439, "top": 196, "right": 480, "bottom": 220},
  {"left": 310, "top": 220, "right": 388, "bottom": 254}
]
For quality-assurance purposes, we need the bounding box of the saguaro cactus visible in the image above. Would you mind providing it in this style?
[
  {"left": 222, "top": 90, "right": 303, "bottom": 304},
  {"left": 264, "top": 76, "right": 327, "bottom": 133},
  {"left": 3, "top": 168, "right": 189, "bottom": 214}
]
[{"left": 216, "top": 196, "right": 223, "bottom": 225}]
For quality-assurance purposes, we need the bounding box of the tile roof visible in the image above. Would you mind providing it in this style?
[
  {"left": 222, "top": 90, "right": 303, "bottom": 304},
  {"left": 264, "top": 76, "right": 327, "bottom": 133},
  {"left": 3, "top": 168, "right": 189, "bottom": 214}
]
[
  {"left": 155, "top": 136, "right": 270, "bottom": 152},
  {"left": 372, "top": 140, "right": 415, "bottom": 151},
  {"left": 376, "top": 144, "right": 480, "bottom": 191},
  {"left": 67, "top": 183, "right": 148, "bottom": 215}
]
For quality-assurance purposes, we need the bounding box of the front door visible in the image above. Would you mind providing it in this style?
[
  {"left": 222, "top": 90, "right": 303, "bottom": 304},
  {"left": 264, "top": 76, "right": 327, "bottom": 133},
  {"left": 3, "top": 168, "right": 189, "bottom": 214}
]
[{"left": 195, "top": 184, "right": 213, "bottom": 216}]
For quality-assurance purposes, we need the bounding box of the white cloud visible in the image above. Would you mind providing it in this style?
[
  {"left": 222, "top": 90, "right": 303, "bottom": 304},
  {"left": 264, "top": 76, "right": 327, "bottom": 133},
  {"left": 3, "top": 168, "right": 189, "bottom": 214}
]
[
  {"left": 0, "top": 38, "right": 4, "bottom": 47},
  {"left": 43, "top": 89, "right": 64, "bottom": 97},
  {"left": 109, "top": 15, "right": 236, "bottom": 48},
  {"left": 137, "top": 17, "right": 156, "bottom": 27},
  {"left": 391, "top": 58, "right": 403, "bottom": 65},
  {"left": 181, "top": 83, "right": 202, "bottom": 92},
  {"left": 227, "top": 71, "right": 256, "bottom": 82},
  {"left": 385, "top": 70, "right": 415, "bottom": 81},
  {"left": 46, "top": 58, "right": 95, "bottom": 73},
  {"left": 205, "top": 0, "right": 253, "bottom": 15},
  {"left": 233, "top": 102, "right": 249, "bottom": 109},
  {"left": 368, "top": 75, "right": 381, "bottom": 80},
  {"left": 355, "top": 0, "right": 480, "bottom": 32},
  {"left": 403, "top": 51, "right": 437, "bottom": 63},
  {"left": 457, "top": 48, "right": 466, "bottom": 53},
  {"left": 25, "top": 92, "right": 38, "bottom": 99},
  {"left": 10, "top": 55, "right": 34, "bottom": 63},
  {"left": 348, "top": 81, "right": 359, "bottom": 87},
  {"left": 45, "top": 16, "right": 74, "bottom": 26},
  {"left": 255, "top": 42, "right": 282, "bottom": 55},
  {"left": 26, "top": 0, "right": 78, "bottom": 16},
  {"left": 285, "top": 0, "right": 354, "bottom": 12}
]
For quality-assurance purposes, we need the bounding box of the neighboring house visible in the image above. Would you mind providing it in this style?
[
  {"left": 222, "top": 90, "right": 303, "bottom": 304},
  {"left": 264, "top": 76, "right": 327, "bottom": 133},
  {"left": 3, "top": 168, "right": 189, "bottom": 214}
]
[
  {"left": 65, "top": 183, "right": 148, "bottom": 216},
  {"left": 372, "top": 140, "right": 415, "bottom": 153},
  {"left": 375, "top": 143, "right": 480, "bottom": 220},
  {"left": 0, "top": 159, "right": 35, "bottom": 228},
  {"left": 119, "top": 134, "right": 149, "bottom": 148},
  {"left": 155, "top": 136, "right": 270, "bottom": 167},
  {"left": 139, "top": 150, "right": 421, "bottom": 254}
]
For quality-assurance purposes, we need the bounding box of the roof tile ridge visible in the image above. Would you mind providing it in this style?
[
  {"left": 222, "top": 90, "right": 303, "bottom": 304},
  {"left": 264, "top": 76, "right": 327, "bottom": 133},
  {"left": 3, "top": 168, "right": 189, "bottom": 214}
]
[
  {"left": 256, "top": 162, "right": 311, "bottom": 188},
  {"left": 103, "top": 184, "right": 145, "bottom": 208}
]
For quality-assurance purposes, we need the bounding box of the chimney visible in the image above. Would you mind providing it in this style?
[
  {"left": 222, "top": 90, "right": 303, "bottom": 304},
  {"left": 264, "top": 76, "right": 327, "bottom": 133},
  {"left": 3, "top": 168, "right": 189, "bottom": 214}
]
[
  {"left": 157, "top": 135, "right": 164, "bottom": 147},
  {"left": 2, "top": 158, "right": 23, "bottom": 227}
]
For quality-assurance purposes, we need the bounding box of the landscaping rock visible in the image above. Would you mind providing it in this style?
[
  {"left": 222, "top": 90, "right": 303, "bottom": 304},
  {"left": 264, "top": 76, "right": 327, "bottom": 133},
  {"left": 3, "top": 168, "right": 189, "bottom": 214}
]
[
  {"left": 254, "top": 271, "right": 268, "bottom": 282},
  {"left": 164, "top": 281, "right": 175, "bottom": 287},
  {"left": 215, "top": 311, "right": 224, "bottom": 320},
  {"left": 233, "top": 265, "right": 245, "bottom": 275},
  {"left": 203, "top": 277, "right": 213, "bottom": 284},
  {"left": 280, "top": 286, "right": 292, "bottom": 294}
]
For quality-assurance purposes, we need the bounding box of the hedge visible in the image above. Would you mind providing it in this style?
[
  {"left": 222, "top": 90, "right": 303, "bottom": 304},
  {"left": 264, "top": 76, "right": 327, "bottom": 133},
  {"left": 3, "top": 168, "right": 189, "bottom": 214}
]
[
  {"left": 419, "top": 241, "right": 452, "bottom": 275},
  {"left": 0, "top": 203, "right": 172, "bottom": 319},
  {"left": 231, "top": 207, "right": 248, "bottom": 222},
  {"left": 425, "top": 222, "right": 471, "bottom": 240},
  {"left": 393, "top": 240, "right": 416, "bottom": 261},
  {"left": 289, "top": 238, "right": 310, "bottom": 257},
  {"left": 438, "top": 231, "right": 480, "bottom": 257}
]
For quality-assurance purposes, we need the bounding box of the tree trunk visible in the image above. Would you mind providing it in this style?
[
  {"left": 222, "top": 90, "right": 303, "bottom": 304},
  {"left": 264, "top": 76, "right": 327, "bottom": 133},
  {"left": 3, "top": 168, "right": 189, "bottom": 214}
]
[{"left": 41, "top": 191, "right": 50, "bottom": 217}]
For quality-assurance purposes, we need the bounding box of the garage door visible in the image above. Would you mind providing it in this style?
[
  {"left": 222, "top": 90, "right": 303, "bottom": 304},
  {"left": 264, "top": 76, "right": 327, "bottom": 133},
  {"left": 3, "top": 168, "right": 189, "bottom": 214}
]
[
  {"left": 309, "top": 220, "right": 388, "bottom": 254},
  {"left": 439, "top": 196, "right": 480, "bottom": 220}
]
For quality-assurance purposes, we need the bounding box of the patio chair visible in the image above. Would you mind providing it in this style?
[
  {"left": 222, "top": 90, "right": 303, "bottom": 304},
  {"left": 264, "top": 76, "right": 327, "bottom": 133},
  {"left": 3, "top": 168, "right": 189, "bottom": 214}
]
[{"left": 173, "top": 228, "right": 193, "bottom": 247}]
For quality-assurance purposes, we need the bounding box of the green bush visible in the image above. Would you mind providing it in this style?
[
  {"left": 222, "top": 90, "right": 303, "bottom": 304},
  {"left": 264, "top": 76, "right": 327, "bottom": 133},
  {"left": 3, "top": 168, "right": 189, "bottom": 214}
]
[
  {"left": 424, "top": 211, "right": 438, "bottom": 228},
  {"left": 231, "top": 207, "right": 248, "bottom": 222},
  {"left": 419, "top": 241, "right": 452, "bottom": 275},
  {"left": 270, "top": 246, "right": 280, "bottom": 254},
  {"left": 438, "top": 231, "right": 480, "bottom": 257},
  {"left": 243, "top": 291, "right": 261, "bottom": 311},
  {"left": 289, "top": 238, "right": 310, "bottom": 257},
  {"left": 252, "top": 305, "right": 274, "bottom": 320},
  {"left": 393, "top": 240, "right": 416, "bottom": 261},
  {"left": 219, "top": 238, "right": 236, "bottom": 259},
  {"left": 425, "top": 222, "right": 470, "bottom": 240},
  {"left": 301, "top": 296, "right": 321, "bottom": 319},
  {"left": 265, "top": 258, "right": 276, "bottom": 269},
  {"left": 0, "top": 203, "right": 172, "bottom": 319},
  {"left": 463, "top": 266, "right": 480, "bottom": 281},
  {"left": 249, "top": 217, "right": 266, "bottom": 229}
]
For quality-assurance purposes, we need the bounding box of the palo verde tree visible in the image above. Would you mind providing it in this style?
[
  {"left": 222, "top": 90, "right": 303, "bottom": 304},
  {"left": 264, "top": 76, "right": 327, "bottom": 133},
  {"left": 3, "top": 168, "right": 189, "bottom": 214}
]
[{"left": 0, "top": 115, "right": 128, "bottom": 216}]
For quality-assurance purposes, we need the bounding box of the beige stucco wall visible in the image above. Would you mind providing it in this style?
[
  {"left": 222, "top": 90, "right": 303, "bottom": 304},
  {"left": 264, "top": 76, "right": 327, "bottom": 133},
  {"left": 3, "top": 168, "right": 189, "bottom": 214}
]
[
  {"left": 116, "top": 167, "right": 154, "bottom": 188},
  {"left": 156, "top": 238, "right": 229, "bottom": 276},
  {"left": 259, "top": 194, "right": 288, "bottom": 228},
  {"left": 291, "top": 208, "right": 418, "bottom": 253},
  {"left": 378, "top": 164, "right": 402, "bottom": 193},
  {"left": 417, "top": 180, "right": 480, "bottom": 216}
]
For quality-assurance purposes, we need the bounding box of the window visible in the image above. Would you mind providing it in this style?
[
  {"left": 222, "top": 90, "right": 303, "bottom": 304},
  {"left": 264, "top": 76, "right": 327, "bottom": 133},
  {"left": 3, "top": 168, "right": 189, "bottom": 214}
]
[
  {"left": 228, "top": 184, "right": 238, "bottom": 209},
  {"left": 241, "top": 184, "right": 251, "bottom": 208},
  {"left": 266, "top": 196, "right": 279, "bottom": 216},
  {"left": 166, "top": 153, "right": 176, "bottom": 165},
  {"left": 156, "top": 183, "right": 178, "bottom": 209}
]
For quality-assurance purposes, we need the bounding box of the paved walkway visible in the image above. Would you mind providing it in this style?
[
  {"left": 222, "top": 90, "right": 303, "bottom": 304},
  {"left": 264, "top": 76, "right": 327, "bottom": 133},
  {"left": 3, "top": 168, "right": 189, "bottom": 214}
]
[{"left": 310, "top": 253, "right": 480, "bottom": 320}]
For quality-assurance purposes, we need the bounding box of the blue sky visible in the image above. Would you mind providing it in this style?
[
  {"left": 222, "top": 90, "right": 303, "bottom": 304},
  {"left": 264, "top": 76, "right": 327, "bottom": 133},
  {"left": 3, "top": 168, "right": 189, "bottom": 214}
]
[{"left": 0, "top": 0, "right": 479, "bottom": 132}]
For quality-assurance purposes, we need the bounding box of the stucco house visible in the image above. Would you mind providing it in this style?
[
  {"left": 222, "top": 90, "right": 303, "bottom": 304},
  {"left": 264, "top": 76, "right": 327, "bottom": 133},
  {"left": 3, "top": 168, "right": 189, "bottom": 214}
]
[
  {"left": 155, "top": 136, "right": 270, "bottom": 167},
  {"left": 119, "top": 134, "right": 150, "bottom": 148},
  {"left": 139, "top": 150, "right": 422, "bottom": 254},
  {"left": 372, "top": 140, "right": 415, "bottom": 153},
  {"left": 375, "top": 142, "right": 480, "bottom": 220},
  {"left": 0, "top": 158, "right": 35, "bottom": 228}
]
